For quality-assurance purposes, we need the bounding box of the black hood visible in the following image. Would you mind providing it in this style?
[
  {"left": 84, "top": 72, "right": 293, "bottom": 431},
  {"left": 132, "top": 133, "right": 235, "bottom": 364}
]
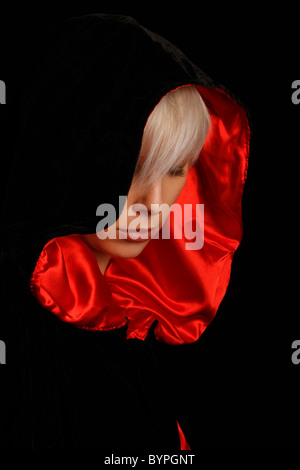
[
  {"left": 0, "top": 13, "right": 251, "bottom": 450},
  {"left": 0, "top": 13, "right": 244, "bottom": 281}
]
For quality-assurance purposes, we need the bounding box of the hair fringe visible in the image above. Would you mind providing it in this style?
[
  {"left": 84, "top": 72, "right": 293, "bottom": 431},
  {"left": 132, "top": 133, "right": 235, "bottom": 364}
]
[{"left": 134, "top": 85, "right": 211, "bottom": 187}]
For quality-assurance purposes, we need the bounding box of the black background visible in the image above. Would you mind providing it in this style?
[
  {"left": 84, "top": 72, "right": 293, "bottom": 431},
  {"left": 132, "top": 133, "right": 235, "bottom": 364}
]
[{"left": 0, "top": 3, "right": 299, "bottom": 450}]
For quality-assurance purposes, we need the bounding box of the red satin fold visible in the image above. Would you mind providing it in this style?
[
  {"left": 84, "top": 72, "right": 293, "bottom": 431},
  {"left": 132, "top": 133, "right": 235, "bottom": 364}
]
[
  {"left": 176, "top": 421, "right": 191, "bottom": 450},
  {"left": 30, "top": 235, "right": 127, "bottom": 331}
]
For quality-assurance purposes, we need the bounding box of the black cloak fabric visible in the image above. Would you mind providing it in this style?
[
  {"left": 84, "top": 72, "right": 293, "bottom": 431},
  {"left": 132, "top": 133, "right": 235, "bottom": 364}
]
[{"left": 0, "top": 14, "right": 249, "bottom": 450}]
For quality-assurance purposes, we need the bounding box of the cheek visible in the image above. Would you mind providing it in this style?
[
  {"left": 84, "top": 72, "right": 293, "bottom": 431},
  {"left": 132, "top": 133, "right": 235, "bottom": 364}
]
[
  {"left": 178, "top": 176, "right": 188, "bottom": 194},
  {"left": 164, "top": 176, "right": 188, "bottom": 205}
]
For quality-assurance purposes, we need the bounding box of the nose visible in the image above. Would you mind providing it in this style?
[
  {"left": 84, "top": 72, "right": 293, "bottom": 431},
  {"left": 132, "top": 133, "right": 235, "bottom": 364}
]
[
  {"left": 138, "top": 178, "right": 163, "bottom": 215},
  {"left": 128, "top": 178, "right": 163, "bottom": 221}
]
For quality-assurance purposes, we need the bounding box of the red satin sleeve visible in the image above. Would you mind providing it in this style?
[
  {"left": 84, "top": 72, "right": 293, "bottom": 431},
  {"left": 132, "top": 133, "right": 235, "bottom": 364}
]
[{"left": 30, "top": 235, "right": 127, "bottom": 331}]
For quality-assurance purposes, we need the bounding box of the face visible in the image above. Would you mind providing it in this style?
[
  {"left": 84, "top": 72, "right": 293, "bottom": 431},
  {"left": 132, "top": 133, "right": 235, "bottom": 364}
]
[{"left": 81, "top": 161, "right": 189, "bottom": 270}]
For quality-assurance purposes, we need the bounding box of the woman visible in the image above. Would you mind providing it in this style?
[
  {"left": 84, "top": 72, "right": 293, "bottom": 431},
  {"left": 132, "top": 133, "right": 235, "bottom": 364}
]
[{"left": 0, "top": 14, "right": 250, "bottom": 450}]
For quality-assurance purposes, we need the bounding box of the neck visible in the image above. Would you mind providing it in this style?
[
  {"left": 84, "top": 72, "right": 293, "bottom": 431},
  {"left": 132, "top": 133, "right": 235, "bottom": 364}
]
[{"left": 91, "top": 248, "right": 111, "bottom": 275}]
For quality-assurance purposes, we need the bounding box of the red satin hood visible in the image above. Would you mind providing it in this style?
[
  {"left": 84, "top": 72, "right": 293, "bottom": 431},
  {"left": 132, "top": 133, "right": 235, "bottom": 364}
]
[{"left": 30, "top": 85, "right": 249, "bottom": 345}]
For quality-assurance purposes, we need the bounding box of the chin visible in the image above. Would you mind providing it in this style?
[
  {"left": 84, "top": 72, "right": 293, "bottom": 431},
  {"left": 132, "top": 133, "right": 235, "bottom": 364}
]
[{"left": 96, "top": 238, "right": 150, "bottom": 259}]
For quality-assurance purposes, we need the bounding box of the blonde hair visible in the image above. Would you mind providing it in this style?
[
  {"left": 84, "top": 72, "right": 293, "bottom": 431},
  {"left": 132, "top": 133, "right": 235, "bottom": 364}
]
[{"left": 134, "top": 85, "right": 210, "bottom": 186}]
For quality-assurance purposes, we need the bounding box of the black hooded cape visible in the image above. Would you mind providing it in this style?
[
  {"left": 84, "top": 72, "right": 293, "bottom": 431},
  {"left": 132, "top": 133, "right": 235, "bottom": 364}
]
[{"left": 0, "top": 14, "right": 249, "bottom": 450}]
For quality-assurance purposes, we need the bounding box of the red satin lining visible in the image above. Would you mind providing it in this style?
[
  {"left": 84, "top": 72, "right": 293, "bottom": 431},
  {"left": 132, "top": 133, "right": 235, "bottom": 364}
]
[{"left": 29, "top": 86, "right": 249, "bottom": 451}]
